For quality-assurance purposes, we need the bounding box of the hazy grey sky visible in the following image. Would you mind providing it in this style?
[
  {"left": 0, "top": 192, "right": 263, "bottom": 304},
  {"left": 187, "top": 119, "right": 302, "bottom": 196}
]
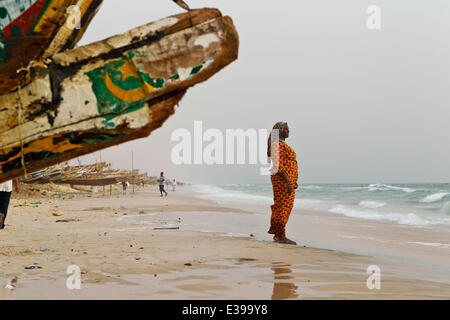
[{"left": 75, "top": 0, "right": 450, "bottom": 184}]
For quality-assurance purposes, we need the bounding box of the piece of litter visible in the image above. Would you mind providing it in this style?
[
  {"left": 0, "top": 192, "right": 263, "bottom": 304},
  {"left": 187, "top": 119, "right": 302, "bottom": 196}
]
[
  {"left": 40, "top": 248, "right": 50, "bottom": 252},
  {"left": 153, "top": 227, "right": 180, "bottom": 230},
  {"left": 25, "top": 265, "right": 42, "bottom": 270},
  {"left": 55, "top": 218, "right": 79, "bottom": 223},
  {"left": 4, "top": 284, "right": 15, "bottom": 290},
  {"left": 52, "top": 212, "right": 64, "bottom": 216}
]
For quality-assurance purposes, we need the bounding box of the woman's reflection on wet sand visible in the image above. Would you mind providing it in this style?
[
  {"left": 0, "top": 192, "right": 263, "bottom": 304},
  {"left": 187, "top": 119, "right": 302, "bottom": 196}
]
[{"left": 271, "top": 262, "right": 298, "bottom": 300}]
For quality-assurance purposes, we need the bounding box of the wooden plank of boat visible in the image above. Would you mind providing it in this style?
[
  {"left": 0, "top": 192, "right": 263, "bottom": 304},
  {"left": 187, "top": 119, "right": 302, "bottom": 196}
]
[
  {"left": 0, "top": 0, "right": 103, "bottom": 95},
  {"left": 0, "top": 8, "right": 239, "bottom": 183},
  {"left": 20, "top": 169, "right": 49, "bottom": 183},
  {"left": 58, "top": 177, "right": 118, "bottom": 186}
]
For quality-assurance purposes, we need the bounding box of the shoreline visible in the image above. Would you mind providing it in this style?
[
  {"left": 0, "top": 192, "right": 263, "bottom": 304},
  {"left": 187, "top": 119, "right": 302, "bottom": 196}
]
[
  {"left": 1, "top": 184, "right": 449, "bottom": 299},
  {"left": 192, "top": 187, "right": 450, "bottom": 284}
]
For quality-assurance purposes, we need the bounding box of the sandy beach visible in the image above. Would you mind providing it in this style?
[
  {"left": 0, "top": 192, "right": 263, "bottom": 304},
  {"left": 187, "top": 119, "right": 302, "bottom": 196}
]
[{"left": 0, "top": 184, "right": 449, "bottom": 300}]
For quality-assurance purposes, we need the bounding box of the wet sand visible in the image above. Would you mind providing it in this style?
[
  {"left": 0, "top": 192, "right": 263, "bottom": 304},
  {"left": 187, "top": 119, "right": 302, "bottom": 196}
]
[{"left": 0, "top": 185, "right": 449, "bottom": 299}]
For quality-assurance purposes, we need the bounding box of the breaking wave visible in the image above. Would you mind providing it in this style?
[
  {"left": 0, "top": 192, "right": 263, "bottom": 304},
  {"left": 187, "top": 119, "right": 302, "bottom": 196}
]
[
  {"left": 330, "top": 205, "right": 430, "bottom": 226},
  {"left": 420, "top": 192, "right": 449, "bottom": 203},
  {"left": 368, "top": 183, "right": 416, "bottom": 193}
]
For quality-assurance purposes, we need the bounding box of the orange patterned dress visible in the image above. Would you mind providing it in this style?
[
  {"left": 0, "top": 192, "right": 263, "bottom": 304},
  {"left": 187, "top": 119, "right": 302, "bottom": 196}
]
[{"left": 268, "top": 141, "right": 298, "bottom": 238}]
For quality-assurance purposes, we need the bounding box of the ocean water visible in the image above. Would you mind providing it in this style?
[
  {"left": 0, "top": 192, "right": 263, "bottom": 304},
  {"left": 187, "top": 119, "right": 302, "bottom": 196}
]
[{"left": 191, "top": 183, "right": 450, "bottom": 228}]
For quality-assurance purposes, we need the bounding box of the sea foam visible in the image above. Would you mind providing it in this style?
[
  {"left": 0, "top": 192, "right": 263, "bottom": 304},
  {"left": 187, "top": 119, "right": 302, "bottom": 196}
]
[
  {"left": 358, "top": 201, "right": 386, "bottom": 209},
  {"left": 192, "top": 184, "right": 273, "bottom": 203},
  {"left": 420, "top": 192, "right": 449, "bottom": 203},
  {"left": 407, "top": 242, "right": 450, "bottom": 249},
  {"left": 368, "top": 183, "right": 416, "bottom": 193},
  {"left": 329, "top": 205, "right": 430, "bottom": 226}
]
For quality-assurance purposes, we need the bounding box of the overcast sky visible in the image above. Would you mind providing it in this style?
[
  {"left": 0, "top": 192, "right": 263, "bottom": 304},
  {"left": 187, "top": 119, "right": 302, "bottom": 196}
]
[{"left": 74, "top": 0, "right": 450, "bottom": 184}]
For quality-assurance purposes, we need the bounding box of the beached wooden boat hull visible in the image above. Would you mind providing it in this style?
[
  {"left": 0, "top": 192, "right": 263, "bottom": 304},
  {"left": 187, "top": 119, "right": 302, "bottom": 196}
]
[
  {"left": 0, "top": 8, "right": 239, "bottom": 183},
  {"left": 57, "top": 177, "right": 119, "bottom": 186},
  {"left": 0, "top": 0, "right": 103, "bottom": 95}
]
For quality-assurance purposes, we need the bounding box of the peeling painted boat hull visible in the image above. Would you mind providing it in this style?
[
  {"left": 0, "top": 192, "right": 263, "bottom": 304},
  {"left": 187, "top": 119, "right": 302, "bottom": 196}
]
[
  {"left": 0, "top": 0, "right": 104, "bottom": 94},
  {"left": 0, "top": 8, "right": 239, "bottom": 183}
]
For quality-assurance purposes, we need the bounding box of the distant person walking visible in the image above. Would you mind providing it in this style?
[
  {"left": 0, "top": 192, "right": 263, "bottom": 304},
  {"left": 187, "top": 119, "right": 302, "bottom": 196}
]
[
  {"left": 172, "top": 179, "right": 177, "bottom": 192},
  {"left": 122, "top": 180, "right": 129, "bottom": 195},
  {"left": 158, "top": 172, "right": 168, "bottom": 197},
  {"left": 0, "top": 179, "right": 20, "bottom": 230},
  {"left": 267, "top": 122, "right": 298, "bottom": 245}
]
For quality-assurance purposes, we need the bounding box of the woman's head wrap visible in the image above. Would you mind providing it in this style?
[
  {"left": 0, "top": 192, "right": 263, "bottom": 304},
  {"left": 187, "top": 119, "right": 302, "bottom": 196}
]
[{"left": 267, "top": 122, "right": 288, "bottom": 158}]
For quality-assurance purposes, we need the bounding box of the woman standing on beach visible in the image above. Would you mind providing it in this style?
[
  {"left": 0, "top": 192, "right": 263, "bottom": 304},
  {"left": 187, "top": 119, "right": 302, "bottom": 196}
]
[{"left": 267, "top": 122, "right": 298, "bottom": 245}]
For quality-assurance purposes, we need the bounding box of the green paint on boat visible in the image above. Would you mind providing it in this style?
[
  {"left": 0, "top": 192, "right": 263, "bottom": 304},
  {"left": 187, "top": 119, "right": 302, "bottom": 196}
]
[
  {"left": 31, "top": 0, "right": 52, "bottom": 32},
  {"left": 86, "top": 50, "right": 214, "bottom": 120},
  {"left": 190, "top": 65, "right": 202, "bottom": 75},
  {"left": 10, "top": 26, "right": 21, "bottom": 36},
  {"left": 86, "top": 51, "right": 168, "bottom": 120},
  {"left": 86, "top": 54, "right": 147, "bottom": 121},
  {"left": 0, "top": 7, "right": 8, "bottom": 19},
  {"left": 0, "top": 38, "right": 8, "bottom": 64}
]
